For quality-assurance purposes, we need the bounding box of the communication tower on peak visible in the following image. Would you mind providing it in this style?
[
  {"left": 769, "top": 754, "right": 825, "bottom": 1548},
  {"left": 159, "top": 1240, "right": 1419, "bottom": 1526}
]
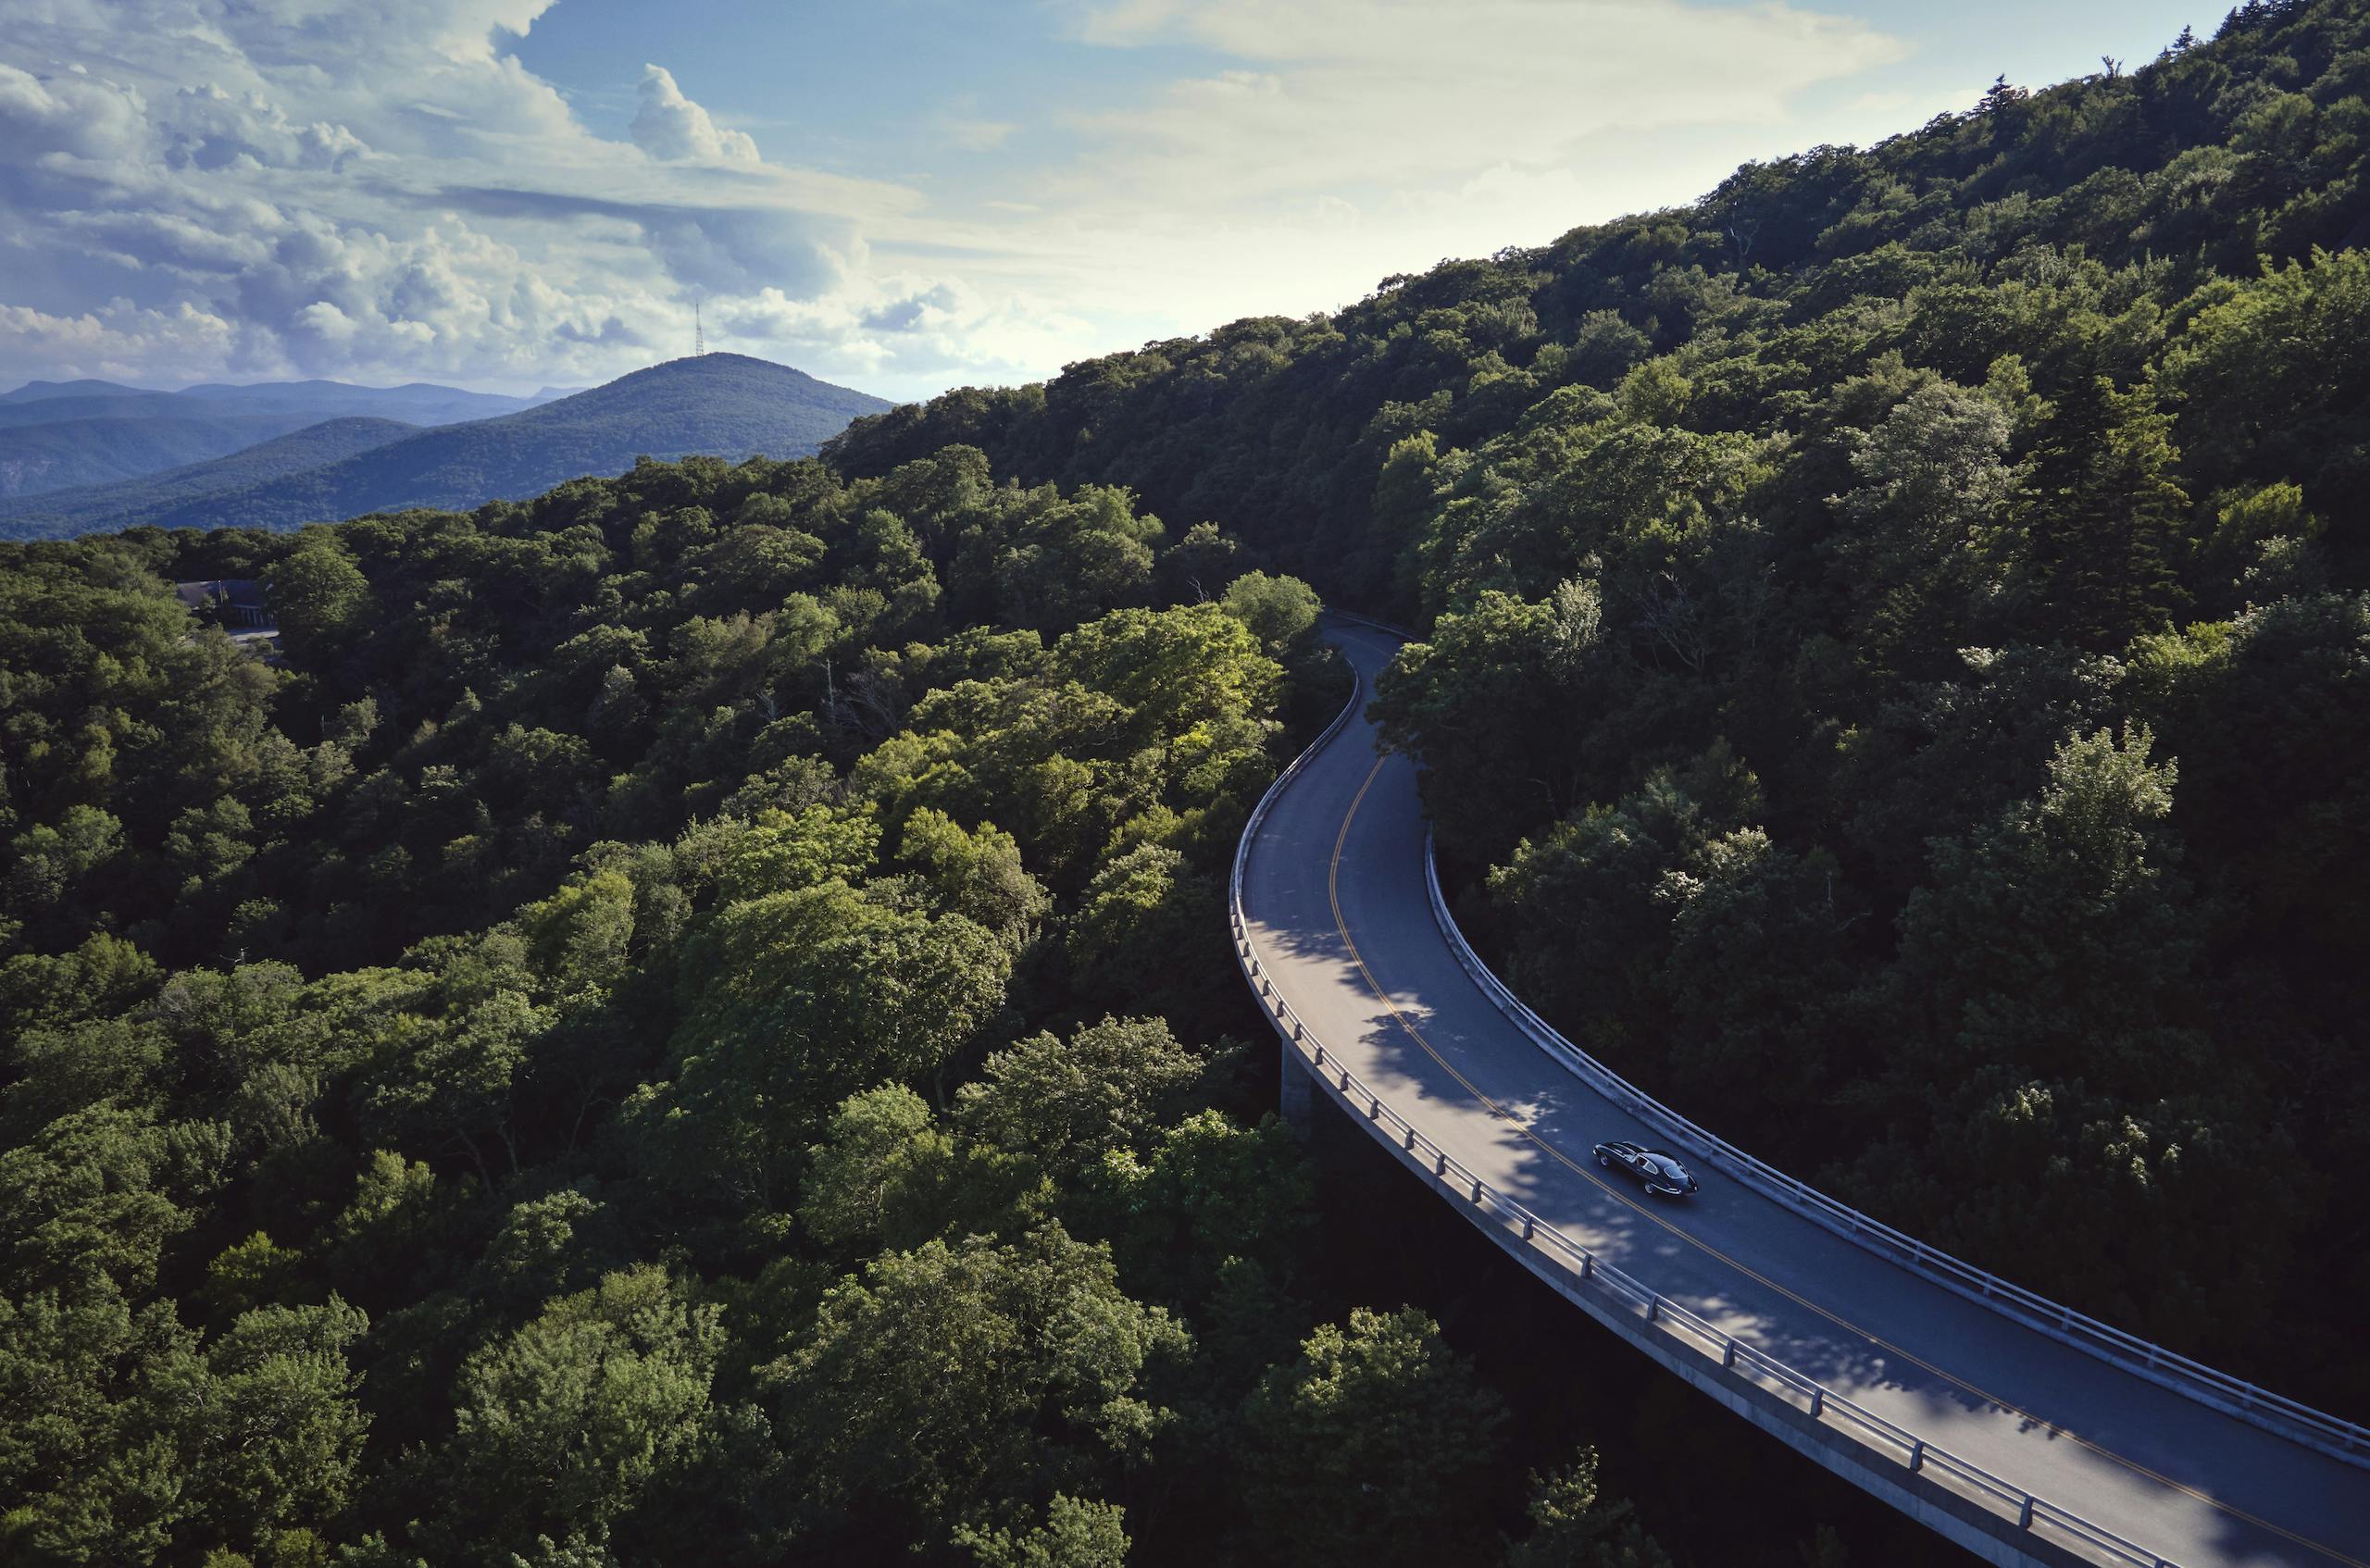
[{"left": 694, "top": 294, "right": 704, "bottom": 357}]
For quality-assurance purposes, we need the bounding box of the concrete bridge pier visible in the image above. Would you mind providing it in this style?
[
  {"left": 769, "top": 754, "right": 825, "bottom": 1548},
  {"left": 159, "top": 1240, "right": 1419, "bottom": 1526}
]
[{"left": 1279, "top": 1037, "right": 1314, "bottom": 1136}]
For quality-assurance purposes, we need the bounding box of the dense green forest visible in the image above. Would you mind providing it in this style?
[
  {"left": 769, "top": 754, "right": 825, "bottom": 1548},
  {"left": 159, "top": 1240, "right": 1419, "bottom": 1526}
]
[
  {"left": 6, "top": 0, "right": 2368, "bottom": 1562},
  {"left": 832, "top": 0, "right": 2370, "bottom": 1413},
  {"left": 2, "top": 449, "right": 1696, "bottom": 1565}
]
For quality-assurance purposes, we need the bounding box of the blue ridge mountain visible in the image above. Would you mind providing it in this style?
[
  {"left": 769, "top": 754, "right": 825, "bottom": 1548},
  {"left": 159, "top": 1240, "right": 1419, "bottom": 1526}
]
[
  {"left": 0, "top": 418, "right": 423, "bottom": 536},
  {"left": 0, "top": 354, "right": 893, "bottom": 538},
  {"left": 0, "top": 377, "right": 561, "bottom": 497},
  {"left": 0, "top": 413, "right": 323, "bottom": 498},
  {"left": 0, "top": 379, "right": 156, "bottom": 404}
]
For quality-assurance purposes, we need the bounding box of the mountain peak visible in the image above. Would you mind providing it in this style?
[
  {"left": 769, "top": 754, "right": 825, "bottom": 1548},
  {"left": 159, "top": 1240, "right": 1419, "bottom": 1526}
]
[
  {"left": 627, "top": 352, "right": 831, "bottom": 383},
  {"left": 4, "top": 354, "right": 893, "bottom": 538}
]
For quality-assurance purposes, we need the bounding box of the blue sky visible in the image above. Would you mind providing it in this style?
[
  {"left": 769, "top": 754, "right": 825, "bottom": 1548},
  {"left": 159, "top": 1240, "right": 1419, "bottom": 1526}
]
[{"left": 0, "top": 0, "right": 2204, "bottom": 400}]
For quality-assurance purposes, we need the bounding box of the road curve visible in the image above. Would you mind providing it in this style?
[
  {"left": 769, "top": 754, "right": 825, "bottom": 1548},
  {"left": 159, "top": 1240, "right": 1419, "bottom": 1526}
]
[{"left": 1235, "top": 619, "right": 2370, "bottom": 1568}]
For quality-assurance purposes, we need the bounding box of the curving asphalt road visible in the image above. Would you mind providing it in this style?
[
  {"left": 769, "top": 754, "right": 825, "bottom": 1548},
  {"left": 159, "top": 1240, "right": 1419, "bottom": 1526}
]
[{"left": 1237, "top": 621, "right": 2370, "bottom": 1568}]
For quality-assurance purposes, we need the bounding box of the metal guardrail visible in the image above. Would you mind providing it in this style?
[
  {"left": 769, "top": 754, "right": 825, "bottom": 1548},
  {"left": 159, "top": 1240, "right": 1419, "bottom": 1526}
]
[
  {"left": 1322, "top": 608, "right": 2370, "bottom": 1472},
  {"left": 1420, "top": 840, "right": 2370, "bottom": 1469},
  {"left": 1230, "top": 654, "right": 2184, "bottom": 1568}
]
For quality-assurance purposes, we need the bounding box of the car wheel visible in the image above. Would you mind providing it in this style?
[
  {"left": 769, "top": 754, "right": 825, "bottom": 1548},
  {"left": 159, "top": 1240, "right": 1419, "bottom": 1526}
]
[{"left": 1597, "top": 1153, "right": 1612, "bottom": 1168}]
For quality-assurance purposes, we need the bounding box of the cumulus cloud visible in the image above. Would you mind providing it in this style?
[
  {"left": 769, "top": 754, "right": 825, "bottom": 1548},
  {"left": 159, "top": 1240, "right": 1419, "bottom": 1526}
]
[
  {"left": 293, "top": 300, "right": 357, "bottom": 342},
  {"left": 163, "top": 86, "right": 373, "bottom": 172},
  {"left": 0, "top": 0, "right": 1000, "bottom": 393},
  {"left": 719, "top": 274, "right": 1095, "bottom": 387},
  {"left": 0, "top": 298, "right": 240, "bottom": 381},
  {"left": 0, "top": 59, "right": 149, "bottom": 161},
  {"left": 632, "top": 63, "right": 759, "bottom": 164}
]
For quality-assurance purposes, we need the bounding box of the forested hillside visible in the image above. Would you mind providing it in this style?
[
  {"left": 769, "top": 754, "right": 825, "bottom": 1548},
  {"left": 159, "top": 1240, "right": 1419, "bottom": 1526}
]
[
  {"left": 832, "top": 0, "right": 2370, "bottom": 1414},
  {"left": 0, "top": 414, "right": 319, "bottom": 500},
  {"left": 1, "top": 449, "right": 1710, "bottom": 1566},
  {"left": 0, "top": 419, "right": 422, "bottom": 538},
  {"left": 6, "top": 1, "right": 2369, "bottom": 1563}
]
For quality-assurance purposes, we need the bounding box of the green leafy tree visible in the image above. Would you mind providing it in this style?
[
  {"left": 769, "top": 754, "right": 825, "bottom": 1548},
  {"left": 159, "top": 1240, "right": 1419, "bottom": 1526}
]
[
  {"left": 896, "top": 808, "right": 1051, "bottom": 952},
  {"left": 1218, "top": 570, "right": 1322, "bottom": 653},
  {"left": 0, "top": 1288, "right": 367, "bottom": 1565},
  {"left": 2023, "top": 378, "right": 2189, "bottom": 651},
  {"left": 5, "top": 1015, "right": 171, "bottom": 1140},
  {"left": 798, "top": 1085, "right": 1044, "bottom": 1254},
  {"left": 712, "top": 804, "right": 880, "bottom": 905},
  {"left": 326, "top": 1150, "right": 471, "bottom": 1312},
  {"left": 354, "top": 989, "right": 548, "bottom": 1187},
  {"left": 648, "top": 879, "right": 1010, "bottom": 1217},
  {"left": 954, "top": 1494, "right": 1129, "bottom": 1568},
  {"left": 1829, "top": 380, "right": 2023, "bottom": 673},
  {"left": 1064, "top": 846, "right": 1226, "bottom": 1032},
  {"left": 172, "top": 1300, "right": 371, "bottom": 1553},
  {"left": 0, "top": 1280, "right": 194, "bottom": 1564},
  {"left": 1889, "top": 723, "right": 2201, "bottom": 1096},
  {"left": 1239, "top": 1308, "right": 1509, "bottom": 1568},
  {"left": 0, "top": 1101, "right": 214, "bottom": 1299},
  {"left": 1650, "top": 827, "right": 1852, "bottom": 1127},
  {"left": 779, "top": 1226, "right": 1187, "bottom": 1544},
  {"left": 955, "top": 1015, "right": 1204, "bottom": 1181},
  {"left": 6, "top": 806, "right": 126, "bottom": 927},
  {"left": 264, "top": 535, "right": 371, "bottom": 665},
  {"left": 427, "top": 1266, "right": 737, "bottom": 1566},
  {"left": 1077, "top": 1110, "right": 1316, "bottom": 1314},
  {"left": 518, "top": 870, "right": 637, "bottom": 999},
  {"left": 1501, "top": 1450, "right": 1674, "bottom": 1568},
  {"left": 1154, "top": 522, "right": 1246, "bottom": 605},
  {"left": 1373, "top": 593, "right": 1584, "bottom": 863},
  {"left": 1052, "top": 604, "right": 1278, "bottom": 751}
]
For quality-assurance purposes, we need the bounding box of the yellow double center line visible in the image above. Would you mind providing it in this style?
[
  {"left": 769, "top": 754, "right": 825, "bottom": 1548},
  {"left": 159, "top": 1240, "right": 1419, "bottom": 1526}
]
[{"left": 1319, "top": 745, "right": 2362, "bottom": 1568}]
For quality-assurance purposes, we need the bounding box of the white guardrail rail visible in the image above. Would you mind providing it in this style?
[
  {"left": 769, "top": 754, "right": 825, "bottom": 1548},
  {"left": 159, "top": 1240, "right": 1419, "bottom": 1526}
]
[
  {"left": 1225, "top": 621, "right": 2352, "bottom": 1568},
  {"left": 1316, "top": 610, "right": 2370, "bottom": 1473}
]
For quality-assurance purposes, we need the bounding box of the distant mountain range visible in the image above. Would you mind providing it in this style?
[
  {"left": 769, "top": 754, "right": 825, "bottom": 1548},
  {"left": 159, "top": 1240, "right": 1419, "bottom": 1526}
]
[
  {"left": 0, "top": 355, "right": 893, "bottom": 539},
  {"left": 0, "top": 377, "right": 572, "bottom": 500},
  {"left": 0, "top": 379, "right": 147, "bottom": 403},
  {"left": 0, "top": 413, "right": 318, "bottom": 497},
  {"left": 0, "top": 419, "right": 424, "bottom": 537}
]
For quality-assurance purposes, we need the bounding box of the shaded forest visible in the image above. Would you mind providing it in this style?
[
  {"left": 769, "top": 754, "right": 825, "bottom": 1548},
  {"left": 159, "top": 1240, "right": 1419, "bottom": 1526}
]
[{"left": 6, "top": 1, "right": 2368, "bottom": 1562}]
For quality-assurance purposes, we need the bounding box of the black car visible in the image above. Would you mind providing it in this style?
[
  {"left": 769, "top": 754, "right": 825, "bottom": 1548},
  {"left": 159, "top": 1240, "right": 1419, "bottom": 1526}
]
[{"left": 1593, "top": 1139, "right": 1700, "bottom": 1197}]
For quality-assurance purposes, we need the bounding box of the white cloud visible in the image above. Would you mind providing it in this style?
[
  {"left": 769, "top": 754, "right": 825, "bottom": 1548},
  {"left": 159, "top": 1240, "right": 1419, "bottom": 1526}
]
[
  {"left": 294, "top": 299, "right": 358, "bottom": 341},
  {"left": 0, "top": 0, "right": 1928, "bottom": 403},
  {"left": 0, "top": 59, "right": 149, "bottom": 161},
  {"left": 631, "top": 63, "right": 759, "bottom": 164},
  {"left": 0, "top": 298, "right": 240, "bottom": 381},
  {"left": 0, "top": 0, "right": 997, "bottom": 392}
]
